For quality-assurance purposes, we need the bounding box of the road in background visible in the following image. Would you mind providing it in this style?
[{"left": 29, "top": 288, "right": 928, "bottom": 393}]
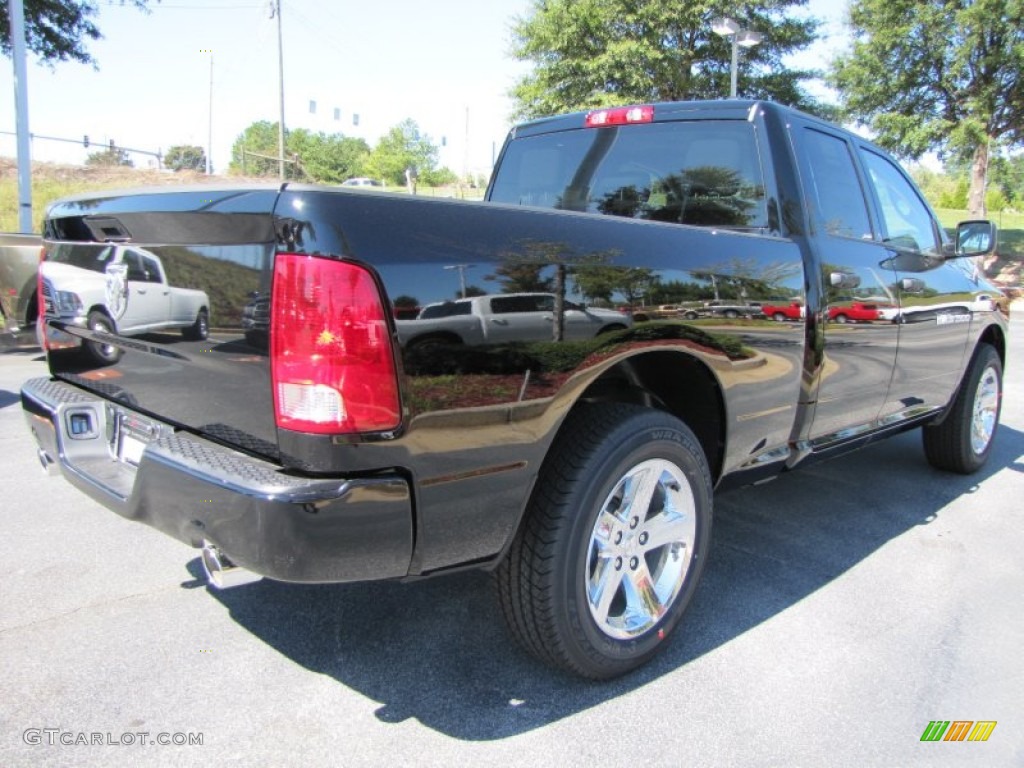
[{"left": 1, "top": 318, "right": 1022, "bottom": 767}]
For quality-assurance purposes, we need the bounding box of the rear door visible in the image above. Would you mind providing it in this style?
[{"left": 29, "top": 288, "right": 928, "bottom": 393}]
[
  {"left": 118, "top": 247, "right": 169, "bottom": 330},
  {"left": 484, "top": 294, "right": 557, "bottom": 342},
  {"left": 790, "top": 120, "right": 900, "bottom": 444}
]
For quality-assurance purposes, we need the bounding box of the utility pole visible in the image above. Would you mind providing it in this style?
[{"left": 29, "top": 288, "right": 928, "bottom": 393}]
[
  {"left": 443, "top": 264, "right": 476, "bottom": 298},
  {"left": 462, "top": 106, "right": 469, "bottom": 182},
  {"left": 272, "top": 0, "right": 286, "bottom": 181},
  {"left": 8, "top": 0, "right": 32, "bottom": 232},
  {"left": 207, "top": 53, "right": 214, "bottom": 175}
]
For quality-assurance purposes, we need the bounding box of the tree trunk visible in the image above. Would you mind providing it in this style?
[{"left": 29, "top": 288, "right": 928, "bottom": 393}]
[
  {"left": 553, "top": 264, "right": 566, "bottom": 341},
  {"left": 966, "top": 141, "right": 989, "bottom": 218}
]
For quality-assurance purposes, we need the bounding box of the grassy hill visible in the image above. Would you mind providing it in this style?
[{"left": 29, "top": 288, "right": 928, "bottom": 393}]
[
  {"left": 3, "top": 156, "right": 1020, "bottom": 292},
  {"left": 0, "top": 156, "right": 263, "bottom": 233}
]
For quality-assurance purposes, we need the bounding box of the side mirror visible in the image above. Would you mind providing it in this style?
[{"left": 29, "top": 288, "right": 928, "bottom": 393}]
[
  {"left": 830, "top": 271, "right": 861, "bottom": 290},
  {"left": 951, "top": 220, "right": 997, "bottom": 258}
]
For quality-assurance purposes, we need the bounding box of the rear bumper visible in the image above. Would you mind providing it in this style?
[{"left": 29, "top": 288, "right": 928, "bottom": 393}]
[{"left": 21, "top": 377, "right": 414, "bottom": 584}]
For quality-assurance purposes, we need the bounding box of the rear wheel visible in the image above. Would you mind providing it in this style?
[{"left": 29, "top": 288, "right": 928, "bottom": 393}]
[
  {"left": 922, "top": 343, "right": 1002, "bottom": 474},
  {"left": 495, "top": 403, "right": 712, "bottom": 679},
  {"left": 84, "top": 310, "right": 122, "bottom": 365},
  {"left": 182, "top": 308, "right": 209, "bottom": 341},
  {"left": 773, "top": 312, "right": 786, "bottom": 322},
  {"left": 723, "top": 309, "right": 739, "bottom": 319}
]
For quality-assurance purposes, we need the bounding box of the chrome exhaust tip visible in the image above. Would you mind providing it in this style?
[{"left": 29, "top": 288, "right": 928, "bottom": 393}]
[
  {"left": 37, "top": 447, "right": 58, "bottom": 476},
  {"left": 200, "top": 541, "right": 263, "bottom": 590}
]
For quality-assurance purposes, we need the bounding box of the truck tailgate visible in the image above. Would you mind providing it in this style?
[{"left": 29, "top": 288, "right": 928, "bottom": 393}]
[{"left": 41, "top": 187, "right": 282, "bottom": 460}]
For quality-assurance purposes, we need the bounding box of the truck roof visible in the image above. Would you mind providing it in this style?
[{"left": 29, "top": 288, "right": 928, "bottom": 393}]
[{"left": 507, "top": 99, "right": 834, "bottom": 140}]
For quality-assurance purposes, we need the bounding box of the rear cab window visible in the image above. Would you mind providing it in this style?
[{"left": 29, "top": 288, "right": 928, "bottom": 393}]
[{"left": 489, "top": 121, "right": 769, "bottom": 232}]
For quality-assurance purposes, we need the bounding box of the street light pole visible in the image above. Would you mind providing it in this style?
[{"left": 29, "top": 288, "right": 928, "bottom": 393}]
[
  {"left": 8, "top": 0, "right": 32, "bottom": 232},
  {"left": 712, "top": 17, "right": 762, "bottom": 98}
]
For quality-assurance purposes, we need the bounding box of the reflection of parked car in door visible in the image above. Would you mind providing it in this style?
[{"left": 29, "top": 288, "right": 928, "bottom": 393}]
[
  {"left": 241, "top": 292, "right": 270, "bottom": 348},
  {"left": 682, "top": 300, "right": 763, "bottom": 320},
  {"left": 39, "top": 244, "right": 210, "bottom": 363},
  {"left": 761, "top": 300, "right": 805, "bottom": 321},
  {"left": 0, "top": 232, "right": 42, "bottom": 340},
  {"left": 397, "top": 292, "right": 631, "bottom": 347},
  {"left": 828, "top": 301, "right": 883, "bottom": 323}
]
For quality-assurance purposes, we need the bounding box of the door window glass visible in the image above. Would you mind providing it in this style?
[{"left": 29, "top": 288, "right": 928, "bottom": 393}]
[
  {"left": 140, "top": 254, "right": 162, "bottom": 283},
  {"left": 491, "top": 295, "right": 552, "bottom": 314},
  {"left": 801, "top": 129, "right": 873, "bottom": 239},
  {"left": 860, "top": 150, "right": 938, "bottom": 253}
]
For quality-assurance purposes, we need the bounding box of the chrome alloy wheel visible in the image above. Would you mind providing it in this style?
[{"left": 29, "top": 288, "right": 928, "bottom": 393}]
[
  {"left": 91, "top": 317, "right": 116, "bottom": 358},
  {"left": 585, "top": 458, "right": 696, "bottom": 640},
  {"left": 971, "top": 365, "right": 1000, "bottom": 455}
]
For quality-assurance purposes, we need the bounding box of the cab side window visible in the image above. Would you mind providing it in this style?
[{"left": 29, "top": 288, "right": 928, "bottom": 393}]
[
  {"left": 140, "top": 254, "right": 162, "bottom": 284},
  {"left": 122, "top": 250, "right": 147, "bottom": 281},
  {"left": 860, "top": 150, "right": 938, "bottom": 253},
  {"left": 801, "top": 128, "right": 873, "bottom": 239}
]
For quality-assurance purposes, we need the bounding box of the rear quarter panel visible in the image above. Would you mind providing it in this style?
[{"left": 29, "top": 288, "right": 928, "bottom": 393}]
[{"left": 274, "top": 187, "right": 807, "bottom": 573}]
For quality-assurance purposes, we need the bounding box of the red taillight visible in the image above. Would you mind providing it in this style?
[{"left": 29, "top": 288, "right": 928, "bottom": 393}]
[
  {"left": 270, "top": 253, "right": 400, "bottom": 435},
  {"left": 584, "top": 105, "right": 654, "bottom": 128}
]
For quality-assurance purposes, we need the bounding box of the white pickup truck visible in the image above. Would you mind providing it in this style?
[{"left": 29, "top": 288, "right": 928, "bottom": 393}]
[
  {"left": 40, "top": 244, "right": 210, "bottom": 363},
  {"left": 396, "top": 292, "right": 631, "bottom": 348}
]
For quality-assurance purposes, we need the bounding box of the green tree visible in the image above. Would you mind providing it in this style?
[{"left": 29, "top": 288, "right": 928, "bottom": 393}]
[
  {"left": 86, "top": 147, "right": 133, "bottom": 167},
  {"left": 989, "top": 153, "right": 1024, "bottom": 207},
  {"left": 286, "top": 129, "right": 370, "bottom": 184},
  {"left": 487, "top": 263, "right": 553, "bottom": 293},
  {"left": 509, "top": 0, "right": 822, "bottom": 120},
  {"left": 830, "top": 0, "right": 1024, "bottom": 217},
  {"left": 571, "top": 257, "right": 659, "bottom": 307},
  {"left": 423, "top": 166, "right": 459, "bottom": 187},
  {"left": 229, "top": 121, "right": 284, "bottom": 177},
  {"left": 1, "top": 1, "right": 154, "bottom": 65},
  {"left": 228, "top": 121, "right": 369, "bottom": 182},
  {"left": 164, "top": 144, "right": 206, "bottom": 172},
  {"left": 365, "top": 119, "right": 440, "bottom": 186}
]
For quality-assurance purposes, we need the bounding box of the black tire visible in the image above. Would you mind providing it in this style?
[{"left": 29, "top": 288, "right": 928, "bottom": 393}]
[
  {"left": 84, "top": 310, "right": 122, "bottom": 365},
  {"left": 922, "top": 343, "right": 1002, "bottom": 474},
  {"left": 834, "top": 313, "right": 849, "bottom": 324},
  {"left": 684, "top": 311, "right": 699, "bottom": 320},
  {"left": 406, "top": 333, "right": 461, "bottom": 351},
  {"left": 723, "top": 309, "right": 739, "bottom": 319},
  {"left": 495, "top": 403, "right": 713, "bottom": 679},
  {"left": 182, "top": 309, "right": 209, "bottom": 341},
  {"left": 773, "top": 312, "right": 786, "bottom": 322}
]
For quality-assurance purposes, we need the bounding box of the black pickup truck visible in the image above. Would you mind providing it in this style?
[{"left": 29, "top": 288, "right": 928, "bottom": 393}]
[{"left": 22, "top": 100, "right": 1007, "bottom": 679}]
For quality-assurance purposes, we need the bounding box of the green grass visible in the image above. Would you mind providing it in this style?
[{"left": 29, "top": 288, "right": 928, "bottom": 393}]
[
  {"left": 935, "top": 207, "right": 1024, "bottom": 259},
  {"left": 934, "top": 207, "right": 1024, "bottom": 230}
]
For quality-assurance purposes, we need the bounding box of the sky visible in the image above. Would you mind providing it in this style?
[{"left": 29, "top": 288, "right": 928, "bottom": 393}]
[{"left": 2, "top": 0, "right": 851, "bottom": 177}]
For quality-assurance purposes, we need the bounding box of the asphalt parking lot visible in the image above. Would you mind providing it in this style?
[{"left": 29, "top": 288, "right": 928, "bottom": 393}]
[{"left": 1, "top": 319, "right": 1022, "bottom": 767}]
